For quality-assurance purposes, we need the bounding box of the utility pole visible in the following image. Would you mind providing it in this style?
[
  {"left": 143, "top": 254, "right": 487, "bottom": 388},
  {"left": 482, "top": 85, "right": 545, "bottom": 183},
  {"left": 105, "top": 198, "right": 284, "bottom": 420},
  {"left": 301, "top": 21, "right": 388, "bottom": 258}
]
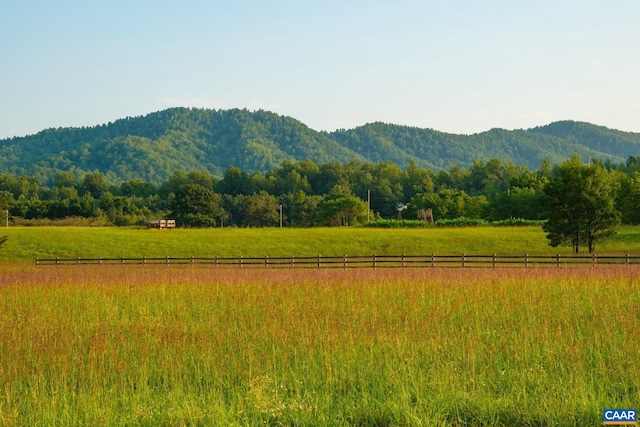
[
  {"left": 367, "top": 190, "right": 370, "bottom": 223},
  {"left": 279, "top": 205, "right": 283, "bottom": 228}
]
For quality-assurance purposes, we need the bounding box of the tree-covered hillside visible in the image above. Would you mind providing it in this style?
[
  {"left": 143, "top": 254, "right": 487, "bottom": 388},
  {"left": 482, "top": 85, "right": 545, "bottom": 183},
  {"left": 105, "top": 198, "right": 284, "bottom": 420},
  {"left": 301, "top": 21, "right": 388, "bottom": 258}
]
[
  {"left": 332, "top": 121, "right": 638, "bottom": 171},
  {"left": 0, "top": 108, "right": 364, "bottom": 184},
  {"left": 1, "top": 108, "right": 639, "bottom": 184}
]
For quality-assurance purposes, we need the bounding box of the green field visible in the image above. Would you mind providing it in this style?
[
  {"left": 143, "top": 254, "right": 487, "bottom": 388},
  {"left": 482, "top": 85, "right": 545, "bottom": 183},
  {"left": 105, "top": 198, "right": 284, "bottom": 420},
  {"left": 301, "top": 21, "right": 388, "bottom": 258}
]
[{"left": 2, "top": 225, "right": 640, "bottom": 264}]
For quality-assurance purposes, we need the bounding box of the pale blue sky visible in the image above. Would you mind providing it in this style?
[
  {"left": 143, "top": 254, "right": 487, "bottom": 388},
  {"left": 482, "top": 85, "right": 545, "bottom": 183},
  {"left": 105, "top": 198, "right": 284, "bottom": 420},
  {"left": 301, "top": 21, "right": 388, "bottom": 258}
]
[{"left": 1, "top": 0, "right": 639, "bottom": 139}]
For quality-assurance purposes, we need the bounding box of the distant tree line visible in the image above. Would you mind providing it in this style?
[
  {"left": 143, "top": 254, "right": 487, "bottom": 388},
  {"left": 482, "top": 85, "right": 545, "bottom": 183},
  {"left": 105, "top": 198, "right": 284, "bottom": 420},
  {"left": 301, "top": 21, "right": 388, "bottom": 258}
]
[{"left": 2, "top": 156, "right": 640, "bottom": 249}]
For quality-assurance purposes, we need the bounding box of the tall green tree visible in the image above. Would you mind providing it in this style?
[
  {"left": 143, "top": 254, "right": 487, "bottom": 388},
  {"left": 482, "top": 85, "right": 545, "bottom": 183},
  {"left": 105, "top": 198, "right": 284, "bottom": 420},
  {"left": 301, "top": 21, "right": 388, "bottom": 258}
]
[
  {"left": 410, "top": 189, "right": 488, "bottom": 220},
  {"left": 401, "top": 159, "right": 435, "bottom": 201},
  {"left": 616, "top": 172, "right": 640, "bottom": 225},
  {"left": 244, "top": 190, "right": 279, "bottom": 227},
  {"left": 542, "top": 156, "right": 620, "bottom": 253},
  {"left": 317, "top": 185, "right": 369, "bottom": 226},
  {"left": 0, "top": 190, "right": 12, "bottom": 211},
  {"left": 279, "top": 190, "right": 321, "bottom": 227},
  {"left": 0, "top": 174, "right": 41, "bottom": 199},
  {"left": 81, "top": 172, "right": 109, "bottom": 199},
  {"left": 217, "top": 166, "right": 253, "bottom": 196},
  {"left": 168, "top": 183, "right": 224, "bottom": 227}
]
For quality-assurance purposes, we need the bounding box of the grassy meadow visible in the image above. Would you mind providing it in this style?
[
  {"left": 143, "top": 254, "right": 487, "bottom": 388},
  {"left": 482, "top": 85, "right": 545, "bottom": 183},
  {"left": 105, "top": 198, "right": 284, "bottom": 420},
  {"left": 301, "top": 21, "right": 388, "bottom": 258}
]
[
  {"left": 1, "top": 266, "right": 639, "bottom": 426},
  {"left": 2, "top": 225, "right": 640, "bottom": 264},
  {"left": 1, "top": 226, "right": 640, "bottom": 425}
]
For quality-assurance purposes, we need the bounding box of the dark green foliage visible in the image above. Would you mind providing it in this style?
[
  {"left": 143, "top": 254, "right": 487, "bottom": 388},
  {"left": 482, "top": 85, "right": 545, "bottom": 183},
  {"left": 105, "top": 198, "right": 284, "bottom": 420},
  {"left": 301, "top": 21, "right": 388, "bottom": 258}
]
[
  {"left": 409, "top": 189, "right": 489, "bottom": 220},
  {"left": 542, "top": 156, "right": 620, "bottom": 253},
  {"left": 317, "top": 194, "right": 369, "bottom": 226},
  {"left": 2, "top": 109, "right": 640, "bottom": 184},
  {"left": 435, "top": 218, "right": 490, "bottom": 227},
  {"left": 0, "top": 108, "right": 362, "bottom": 184},
  {"left": 489, "top": 218, "right": 546, "bottom": 227},
  {"left": 361, "top": 219, "right": 432, "bottom": 228},
  {"left": 216, "top": 166, "right": 253, "bottom": 196},
  {"left": 279, "top": 191, "right": 322, "bottom": 227},
  {"left": 2, "top": 153, "right": 640, "bottom": 231},
  {"left": 616, "top": 172, "right": 640, "bottom": 224},
  {"left": 529, "top": 120, "right": 640, "bottom": 160},
  {"left": 81, "top": 172, "right": 109, "bottom": 199},
  {"left": 332, "top": 120, "right": 640, "bottom": 172},
  {"left": 168, "top": 183, "right": 224, "bottom": 227},
  {"left": 243, "top": 191, "right": 279, "bottom": 227}
]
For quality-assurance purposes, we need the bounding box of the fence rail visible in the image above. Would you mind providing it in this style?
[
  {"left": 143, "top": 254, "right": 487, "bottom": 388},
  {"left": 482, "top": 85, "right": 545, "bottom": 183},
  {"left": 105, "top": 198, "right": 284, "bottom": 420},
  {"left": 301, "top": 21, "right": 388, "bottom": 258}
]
[{"left": 35, "top": 253, "right": 640, "bottom": 268}]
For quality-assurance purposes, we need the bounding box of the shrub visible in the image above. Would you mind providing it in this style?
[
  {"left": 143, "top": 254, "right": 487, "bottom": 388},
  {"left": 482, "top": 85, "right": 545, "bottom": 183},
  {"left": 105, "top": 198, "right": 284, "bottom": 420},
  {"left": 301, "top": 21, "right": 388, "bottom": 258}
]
[
  {"left": 362, "top": 218, "right": 546, "bottom": 228},
  {"left": 435, "top": 218, "right": 489, "bottom": 227},
  {"left": 490, "top": 218, "right": 546, "bottom": 227},
  {"left": 360, "top": 219, "right": 433, "bottom": 228},
  {"left": 9, "top": 216, "right": 109, "bottom": 227}
]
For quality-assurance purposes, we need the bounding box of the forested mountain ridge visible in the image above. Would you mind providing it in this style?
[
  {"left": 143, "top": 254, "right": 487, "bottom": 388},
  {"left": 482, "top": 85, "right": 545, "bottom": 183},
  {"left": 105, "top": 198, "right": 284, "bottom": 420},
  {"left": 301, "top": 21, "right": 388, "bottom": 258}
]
[
  {"left": 0, "top": 108, "right": 366, "bottom": 184},
  {"left": 334, "top": 121, "right": 638, "bottom": 171},
  {"left": 528, "top": 120, "right": 640, "bottom": 159},
  {"left": 1, "top": 107, "right": 639, "bottom": 184}
]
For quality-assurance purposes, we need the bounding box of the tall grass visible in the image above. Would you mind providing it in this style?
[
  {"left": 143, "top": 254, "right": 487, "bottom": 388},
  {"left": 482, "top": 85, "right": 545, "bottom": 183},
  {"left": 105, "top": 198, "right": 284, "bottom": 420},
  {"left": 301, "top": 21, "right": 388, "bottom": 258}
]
[
  {"left": 2, "top": 225, "right": 640, "bottom": 264},
  {"left": 1, "top": 266, "right": 638, "bottom": 425}
]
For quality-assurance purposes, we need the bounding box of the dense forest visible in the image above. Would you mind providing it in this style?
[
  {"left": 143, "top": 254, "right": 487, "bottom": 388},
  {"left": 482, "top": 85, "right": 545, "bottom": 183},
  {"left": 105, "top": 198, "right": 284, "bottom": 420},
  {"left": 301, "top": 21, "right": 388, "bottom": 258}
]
[
  {"left": 2, "top": 156, "right": 640, "bottom": 229},
  {"left": 2, "top": 108, "right": 640, "bottom": 185}
]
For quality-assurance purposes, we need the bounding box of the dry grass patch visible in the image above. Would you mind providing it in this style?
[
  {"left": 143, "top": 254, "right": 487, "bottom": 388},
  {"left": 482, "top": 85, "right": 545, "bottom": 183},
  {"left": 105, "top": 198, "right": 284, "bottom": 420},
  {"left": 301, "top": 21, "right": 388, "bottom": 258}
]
[{"left": 1, "top": 265, "right": 639, "bottom": 425}]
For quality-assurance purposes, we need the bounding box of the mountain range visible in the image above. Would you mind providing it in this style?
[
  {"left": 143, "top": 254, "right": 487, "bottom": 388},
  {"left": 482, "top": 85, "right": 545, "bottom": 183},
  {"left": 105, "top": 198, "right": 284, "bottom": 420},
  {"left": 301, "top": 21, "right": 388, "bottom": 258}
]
[{"left": 1, "top": 107, "right": 639, "bottom": 184}]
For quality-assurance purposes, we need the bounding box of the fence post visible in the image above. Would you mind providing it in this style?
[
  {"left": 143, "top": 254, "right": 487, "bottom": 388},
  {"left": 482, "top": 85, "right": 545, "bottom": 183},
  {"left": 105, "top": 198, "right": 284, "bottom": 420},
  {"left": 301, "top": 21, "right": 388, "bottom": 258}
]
[
  {"left": 556, "top": 254, "right": 560, "bottom": 267},
  {"left": 373, "top": 254, "right": 377, "bottom": 268},
  {"left": 35, "top": 257, "right": 39, "bottom": 267},
  {"left": 290, "top": 255, "right": 294, "bottom": 269},
  {"left": 343, "top": 255, "right": 347, "bottom": 269},
  {"left": 525, "top": 254, "right": 529, "bottom": 268},
  {"left": 431, "top": 254, "right": 435, "bottom": 268},
  {"left": 78, "top": 257, "right": 81, "bottom": 265},
  {"left": 402, "top": 253, "right": 405, "bottom": 268},
  {"left": 165, "top": 256, "right": 169, "bottom": 265},
  {"left": 191, "top": 256, "right": 194, "bottom": 265},
  {"left": 215, "top": 256, "right": 218, "bottom": 268},
  {"left": 98, "top": 257, "right": 102, "bottom": 265},
  {"left": 120, "top": 257, "right": 124, "bottom": 265},
  {"left": 592, "top": 254, "right": 596, "bottom": 267},
  {"left": 461, "top": 254, "right": 465, "bottom": 268},
  {"left": 240, "top": 256, "right": 243, "bottom": 268},
  {"left": 143, "top": 256, "right": 146, "bottom": 266},
  {"left": 265, "top": 255, "right": 269, "bottom": 269},
  {"left": 317, "top": 255, "right": 321, "bottom": 269},
  {"left": 492, "top": 254, "right": 496, "bottom": 268},
  {"left": 626, "top": 254, "right": 630, "bottom": 265}
]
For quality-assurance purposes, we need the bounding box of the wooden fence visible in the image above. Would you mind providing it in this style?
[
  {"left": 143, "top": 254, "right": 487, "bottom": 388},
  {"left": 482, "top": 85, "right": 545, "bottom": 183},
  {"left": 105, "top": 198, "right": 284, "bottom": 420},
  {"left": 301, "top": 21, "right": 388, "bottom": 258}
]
[{"left": 35, "top": 253, "right": 640, "bottom": 268}]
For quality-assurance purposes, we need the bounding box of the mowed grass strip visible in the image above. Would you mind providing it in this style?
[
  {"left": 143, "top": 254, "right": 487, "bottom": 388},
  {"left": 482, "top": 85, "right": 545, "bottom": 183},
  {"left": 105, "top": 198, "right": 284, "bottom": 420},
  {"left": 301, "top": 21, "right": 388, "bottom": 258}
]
[
  {"left": 3, "top": 225, "right": 640, "bottom": 264},
  {"left": 1, "top": 266, "right": 638, "bottom": 425}
]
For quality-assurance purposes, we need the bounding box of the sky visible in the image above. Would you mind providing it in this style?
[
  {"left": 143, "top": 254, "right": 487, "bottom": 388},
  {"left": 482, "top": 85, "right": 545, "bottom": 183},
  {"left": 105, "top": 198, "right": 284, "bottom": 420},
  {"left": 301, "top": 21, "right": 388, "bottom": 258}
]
[{"left": 1, "top": 0, "right": 639, "bottom": 139}]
